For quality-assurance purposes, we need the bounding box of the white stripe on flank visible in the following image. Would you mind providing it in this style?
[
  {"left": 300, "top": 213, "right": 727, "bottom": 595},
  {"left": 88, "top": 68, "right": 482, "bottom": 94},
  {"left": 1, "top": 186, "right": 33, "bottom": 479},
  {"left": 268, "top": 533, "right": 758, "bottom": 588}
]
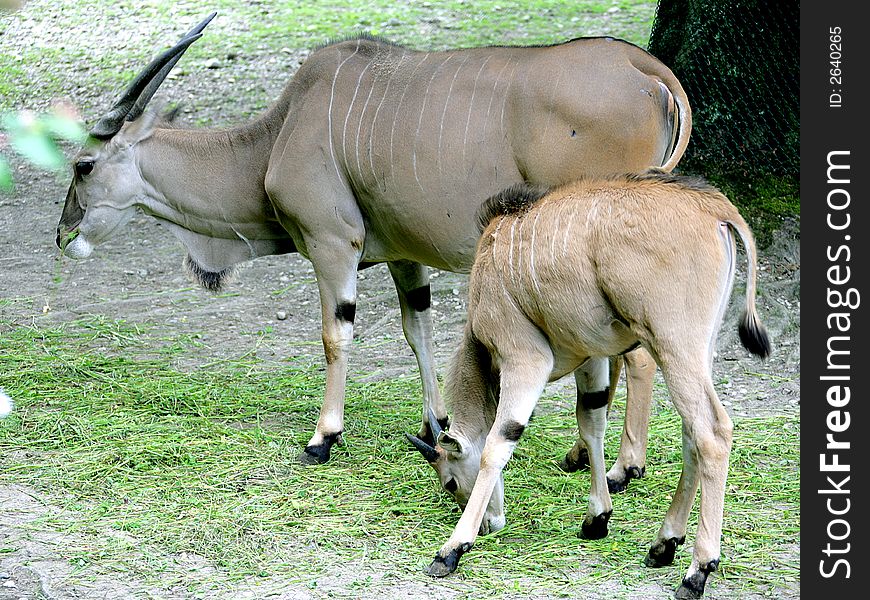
[
  {"left": 499, "top": 60, "right": 519, "bottom": 139},
  {"left": 414, "top": 55, "right": 455, "bottom": 193},
  {"left": 529, "top": 208, "right": 542, "bottom": 296},
  {"left": 481, "top": 59, "right": 512, "bottom": 145},
  {"left": 584, "top": 200, "right": 600, "bottom": 231},
  {"left": 550, "top": 199, "right": 567, "bottom": 259},
  {"left": 390, "top": 53, "right": 431, "bottom": 190},
  {"left": 355, "top": 68, "right": 377, "bottom": 187},
  {"left": 328, "top": 41, "right": 361, "bottom": 180},
  {"left": 562, "top": 200, "right": 580, "bottom": 257},
  {"left": 343, "top": 59, "right": 373, "bottom": 188},
  {"left": 490, "top": 216, "right": 506, "bottom": 263},
  {"left": 516, "top": 211, "right": 527, "bottom": 278},
  {"left": 540, "top": 67, "right": 563, "bottom": 142},
  {"left": 710, "top": 222, "right": 737, "bottom": 368},
  {"left": 437, "top": 54, "right": 471, "bottom": 179},
  {"left": 462, "top": 55, "right": 493, "bottom": 162},
  {"left": 369, "top": 51, "right": 407, "bottom": 185},
  {"left": 508, "top": 219, "right": 517, "bottom": 284}
]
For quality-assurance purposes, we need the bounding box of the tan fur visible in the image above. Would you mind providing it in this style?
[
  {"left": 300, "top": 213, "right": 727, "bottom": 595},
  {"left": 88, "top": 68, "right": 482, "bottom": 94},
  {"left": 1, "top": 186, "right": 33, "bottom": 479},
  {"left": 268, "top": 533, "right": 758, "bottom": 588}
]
[
  {"left": 57, "top": 27, "right": 691, "bottom": 465},
  {"left": 426, "top": 172, "right": 769, "bottom": 598}
]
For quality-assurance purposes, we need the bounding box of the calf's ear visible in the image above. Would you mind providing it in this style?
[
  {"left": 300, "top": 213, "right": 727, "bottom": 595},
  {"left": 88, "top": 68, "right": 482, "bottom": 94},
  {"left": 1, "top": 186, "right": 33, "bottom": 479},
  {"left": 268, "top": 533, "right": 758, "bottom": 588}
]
[{"left": 437, "top": 431, "right": 466, "bottom": 456}]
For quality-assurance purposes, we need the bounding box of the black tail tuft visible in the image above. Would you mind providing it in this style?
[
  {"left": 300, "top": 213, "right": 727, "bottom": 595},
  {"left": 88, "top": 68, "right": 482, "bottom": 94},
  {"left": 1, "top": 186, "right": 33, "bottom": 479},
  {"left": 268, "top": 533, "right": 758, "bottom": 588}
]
[{"left": 738, "top": 311, "right": 771, "bottom": 359}]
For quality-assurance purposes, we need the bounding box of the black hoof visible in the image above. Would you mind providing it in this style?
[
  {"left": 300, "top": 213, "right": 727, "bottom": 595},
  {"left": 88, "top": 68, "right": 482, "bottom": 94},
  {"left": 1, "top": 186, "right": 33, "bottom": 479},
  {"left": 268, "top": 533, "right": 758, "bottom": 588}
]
[
  {"left": 674, "top": 560, "right": 718, "bottom": 599},
  {"left": 426, "top": 542, "right": 472, "bottom": 578},
  {"left": 559, "top": 447, "right": 590, "bottom": 472},
  {"left": 580, "top": 510, "right": 612, "bottom": 540},
  {"left": 644, "top": 536, "right": 685, "bottom": 568},
  {"left": 420, "top": 417, "right": 450, "bottom": 446},
  {"left": 298, "top": 432, "right": 342, "bottom": 465},
  {"left": 607, "top": 465, "right": 646, "bottom": 493}
]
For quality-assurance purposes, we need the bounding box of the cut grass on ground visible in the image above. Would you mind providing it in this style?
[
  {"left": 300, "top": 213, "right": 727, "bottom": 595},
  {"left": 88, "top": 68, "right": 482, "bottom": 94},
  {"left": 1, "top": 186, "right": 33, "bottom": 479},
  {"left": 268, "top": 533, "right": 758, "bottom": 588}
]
[{"left": 1, "top": 317, "right": 798, "bottom": 597}]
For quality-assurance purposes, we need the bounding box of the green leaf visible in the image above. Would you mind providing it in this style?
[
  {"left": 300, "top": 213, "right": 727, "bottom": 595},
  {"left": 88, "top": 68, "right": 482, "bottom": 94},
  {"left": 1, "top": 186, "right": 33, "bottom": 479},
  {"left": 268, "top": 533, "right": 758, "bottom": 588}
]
[
  {"left": 41, "top": 114, "right": 87, "bottom": 143},
  {"left": 10, "top": 132, "right": 66, "bottom": 171},
  {"left": 0, "top": 156, "right": 12, "bottom": 192}
]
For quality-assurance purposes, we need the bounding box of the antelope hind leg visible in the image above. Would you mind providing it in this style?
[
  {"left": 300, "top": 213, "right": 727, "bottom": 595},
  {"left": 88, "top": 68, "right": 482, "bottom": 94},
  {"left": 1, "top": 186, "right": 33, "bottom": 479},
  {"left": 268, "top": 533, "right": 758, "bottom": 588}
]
[
  {"left": 607, "top": 346, "right": 655, "bottom": 492},
  {"left": 387, "top": 260, "right": 448, "bottom": 445}
]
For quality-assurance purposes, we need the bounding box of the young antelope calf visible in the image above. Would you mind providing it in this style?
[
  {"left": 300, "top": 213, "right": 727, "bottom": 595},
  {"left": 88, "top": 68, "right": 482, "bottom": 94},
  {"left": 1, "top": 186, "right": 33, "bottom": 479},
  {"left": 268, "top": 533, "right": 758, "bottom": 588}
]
[{"left": 408, "top": 171, "right": 770, "bottom": 599}]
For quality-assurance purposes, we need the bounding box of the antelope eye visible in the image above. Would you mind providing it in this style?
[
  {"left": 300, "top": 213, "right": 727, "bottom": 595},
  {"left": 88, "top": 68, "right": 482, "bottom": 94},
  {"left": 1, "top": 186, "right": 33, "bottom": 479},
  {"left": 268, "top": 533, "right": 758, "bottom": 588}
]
[
  {"left": 75, "top": 160, "right": 94, "bottom": 176},
  {"left": 445, "top": 478, "right": 458, "bottom": 493}
]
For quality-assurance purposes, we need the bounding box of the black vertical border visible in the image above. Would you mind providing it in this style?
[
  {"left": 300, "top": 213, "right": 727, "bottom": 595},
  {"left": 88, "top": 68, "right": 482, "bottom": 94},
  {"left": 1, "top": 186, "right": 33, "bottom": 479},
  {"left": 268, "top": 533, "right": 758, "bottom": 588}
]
[{"left": 801, "top": 2, "right": 868, "bottom": 596}]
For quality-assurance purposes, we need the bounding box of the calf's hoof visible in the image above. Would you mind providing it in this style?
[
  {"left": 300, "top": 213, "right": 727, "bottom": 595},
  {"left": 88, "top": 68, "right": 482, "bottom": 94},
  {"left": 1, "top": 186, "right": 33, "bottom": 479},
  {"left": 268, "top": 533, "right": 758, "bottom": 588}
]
[
  {"left": 580, "top": 510, "right": 612, "bottom": 540},
  {"left": 607, "top": 465, "right": 645, "bottom": 493},
  {"left": 559, "top": 447, "right": 590, "bottom": 472},
  {"left": 674, "top": 560, "right": 719, "bottom": 599},
  {"left": 426, "top": 543, "right": 472, "bottom": 578},
  {"left": 644, "top": 536, "right": 685, "bottom": 568},
  {"left": 297, "top": 432, "right": 342, "bottom": 465}
]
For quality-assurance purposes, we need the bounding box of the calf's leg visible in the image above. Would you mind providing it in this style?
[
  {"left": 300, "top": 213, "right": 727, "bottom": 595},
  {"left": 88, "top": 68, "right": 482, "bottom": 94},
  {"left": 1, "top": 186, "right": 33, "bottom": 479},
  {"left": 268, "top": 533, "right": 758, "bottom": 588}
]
[
  {"left": 606, "top": 346, "right": 656, "bottom": 492},
  {"left": 573, "top": 357, "right": 613, "bottom": 539},
  {"left": 428, "top": 352, "right": 552, "bottom": 577},
  {"left": 650, "top": 360, "right": 732, "bottom": 599},
  {"left": 561, "top": 348, "right": 655, "bottom": 495}
]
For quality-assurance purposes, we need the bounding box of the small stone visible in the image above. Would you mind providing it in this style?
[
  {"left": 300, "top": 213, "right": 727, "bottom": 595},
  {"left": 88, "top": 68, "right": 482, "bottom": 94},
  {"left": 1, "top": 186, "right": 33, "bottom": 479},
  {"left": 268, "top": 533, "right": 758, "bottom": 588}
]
[
  {"left": 204, "top": 58, "right": 221, "bottom": 69},
  {"left": 276, "top": 311, "right": 288, "bottom": 320},
  {"left": 2, "top": 580, "right": 15, "bottom": 588}
]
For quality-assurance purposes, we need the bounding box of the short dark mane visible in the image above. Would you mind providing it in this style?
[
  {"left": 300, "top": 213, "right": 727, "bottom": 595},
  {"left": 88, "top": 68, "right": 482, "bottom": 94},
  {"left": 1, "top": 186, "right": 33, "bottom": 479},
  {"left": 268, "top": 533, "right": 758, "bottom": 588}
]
[
  {"left": 475, "top": 170, "right": 722, "bottom": 233},
  {"left": 476, "top": 183, "right": 550, "bottom": 232},
  {"left": 312, "top": 32, "right": 403, "bottom": 53},
  {"left": 313, "top": 33, "right": 639, "bottom": 55},
  {"left": 624, "top": 168, "right": 721, "bottom": 195}
]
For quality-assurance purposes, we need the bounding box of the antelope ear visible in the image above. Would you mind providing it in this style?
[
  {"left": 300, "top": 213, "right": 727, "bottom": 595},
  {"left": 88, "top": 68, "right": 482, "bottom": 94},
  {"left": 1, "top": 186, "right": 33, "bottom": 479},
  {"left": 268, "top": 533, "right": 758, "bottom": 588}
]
[
  {"left": 163, "top": 104, "right": 183, "bottom": 123},
  {"left": 437, "top": 431, "right": 466, "bottom": 456},
  {"left": 121, "top": 110, "right": 160, "bottom": 144}
]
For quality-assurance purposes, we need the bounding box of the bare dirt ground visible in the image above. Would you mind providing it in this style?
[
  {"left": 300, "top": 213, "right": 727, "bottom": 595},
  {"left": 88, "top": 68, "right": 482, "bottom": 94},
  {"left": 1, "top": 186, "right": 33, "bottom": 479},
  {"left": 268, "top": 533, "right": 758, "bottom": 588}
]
[{"left": 0, "top": 6, "right": 799, "bottom": 600}]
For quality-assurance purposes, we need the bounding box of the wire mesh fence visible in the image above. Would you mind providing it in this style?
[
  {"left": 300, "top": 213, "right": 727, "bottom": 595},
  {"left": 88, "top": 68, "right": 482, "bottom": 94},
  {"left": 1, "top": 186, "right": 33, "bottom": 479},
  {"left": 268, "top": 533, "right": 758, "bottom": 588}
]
[{"left": 648, "top": 0, "right": 798, "bottom": 181}]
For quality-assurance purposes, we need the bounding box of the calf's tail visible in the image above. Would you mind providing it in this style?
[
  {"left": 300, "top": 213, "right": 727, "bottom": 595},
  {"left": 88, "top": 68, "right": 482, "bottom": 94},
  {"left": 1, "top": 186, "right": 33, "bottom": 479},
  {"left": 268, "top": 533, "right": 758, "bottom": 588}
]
[{"left": 728, "top": 219, "right": 772, "bottom": 359}]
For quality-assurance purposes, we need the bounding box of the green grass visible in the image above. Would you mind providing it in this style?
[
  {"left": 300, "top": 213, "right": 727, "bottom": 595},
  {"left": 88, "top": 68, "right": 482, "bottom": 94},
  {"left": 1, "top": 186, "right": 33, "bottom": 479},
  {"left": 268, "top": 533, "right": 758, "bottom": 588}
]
[
  {"left": 703, "top": 171, "right": 800, "bottom": 249},
  {"left": 0, "top": 0, "right": 656, "bottom": 111},
  {"left": 1, "top": 317, "right": 799, "bottom": 597},
  {"left": 1, "top": 0, "right": 795, "bottom": 230}
]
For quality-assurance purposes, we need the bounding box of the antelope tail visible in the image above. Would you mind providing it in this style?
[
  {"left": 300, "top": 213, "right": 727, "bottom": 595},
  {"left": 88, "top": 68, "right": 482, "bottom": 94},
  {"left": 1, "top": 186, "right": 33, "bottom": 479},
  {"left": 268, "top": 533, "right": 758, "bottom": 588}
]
[
  {"left": 729, "top": 220, "right": 772, "bottom": 359},
  {"left": 627, "top": 48, "right": 692, "bottom": 172}
]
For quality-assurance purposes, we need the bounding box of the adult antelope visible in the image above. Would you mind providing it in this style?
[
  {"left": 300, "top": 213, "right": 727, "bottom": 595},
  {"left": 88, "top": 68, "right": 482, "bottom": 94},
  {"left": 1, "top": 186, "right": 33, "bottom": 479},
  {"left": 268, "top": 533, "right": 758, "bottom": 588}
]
[
  {"left": 409, "top": 171, "right": 771, "bottom": 599},
  {"left": 56, "top": 14, "right": 690, "bottom": 469}
]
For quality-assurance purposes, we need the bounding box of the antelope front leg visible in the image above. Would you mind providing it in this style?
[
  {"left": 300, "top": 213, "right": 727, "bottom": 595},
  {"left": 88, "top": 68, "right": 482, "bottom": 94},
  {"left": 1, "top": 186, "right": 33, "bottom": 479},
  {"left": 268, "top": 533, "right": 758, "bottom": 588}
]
[
  {"left": 387, "top": 260, "right": 448, "bottom": 444},
  {"left": 607, "top": 346, "right": 656, "bottom": 492},
  {"left": 428, "top": 358, "right": 551, "bottom": 577},
  {"left": 560, "top": 354, "right": 621, "bottom": 472},
  {"left": 299, "top": 241, "right": 362, "bottom": 465}
]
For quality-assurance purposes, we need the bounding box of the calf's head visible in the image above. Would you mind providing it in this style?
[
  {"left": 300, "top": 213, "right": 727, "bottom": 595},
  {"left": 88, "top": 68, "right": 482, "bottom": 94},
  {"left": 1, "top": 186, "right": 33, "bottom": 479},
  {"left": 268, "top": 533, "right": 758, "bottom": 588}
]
[{"left": 408, "top": 413, "right": 506, "bottom": 535}]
